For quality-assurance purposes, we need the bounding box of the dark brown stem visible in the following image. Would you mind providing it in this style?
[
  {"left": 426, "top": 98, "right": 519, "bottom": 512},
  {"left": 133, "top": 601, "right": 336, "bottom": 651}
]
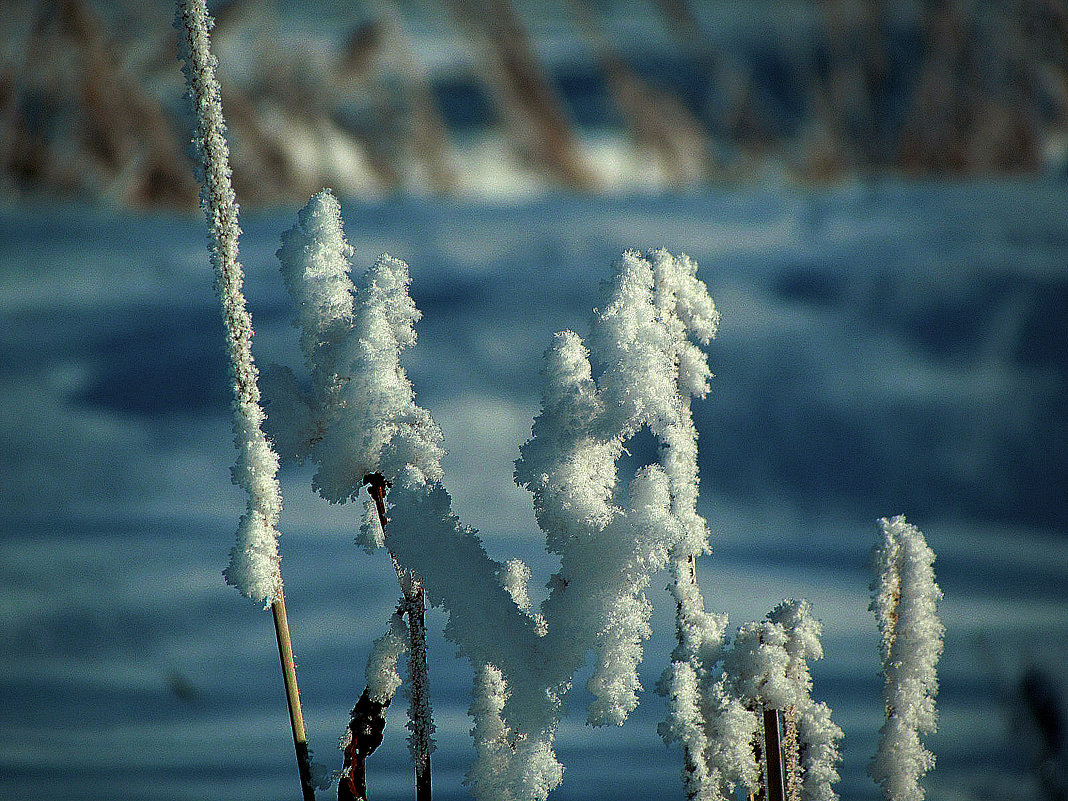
[
  {"left": 360, "top": 473, "right": 432, "bottom": 801},
  {"left": 339, "top": 689, "right": 391, "bottom": 801},
  {"left": 762, "top": 708, "right": 786, "bottom": 801}
]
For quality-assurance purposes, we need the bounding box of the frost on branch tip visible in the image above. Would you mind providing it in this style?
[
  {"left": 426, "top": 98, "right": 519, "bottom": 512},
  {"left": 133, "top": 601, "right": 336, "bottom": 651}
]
[
  {"left": 515, "top": 249, "right": 718, "bottom": 555},
  {"left": 869, "top": 516, "right": 944, "bottom": 801},
  {"left": 262, "top": 190, "right": 444, "bottom": 510}
]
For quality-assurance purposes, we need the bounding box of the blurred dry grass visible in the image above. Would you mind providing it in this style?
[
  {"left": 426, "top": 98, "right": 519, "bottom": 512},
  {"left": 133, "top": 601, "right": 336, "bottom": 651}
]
[{"left": 1, "top": 0, "right": 1066, "bottom": 208}]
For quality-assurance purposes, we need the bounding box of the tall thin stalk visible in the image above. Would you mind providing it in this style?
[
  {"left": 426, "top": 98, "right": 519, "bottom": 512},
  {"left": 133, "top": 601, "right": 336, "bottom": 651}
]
[
  {"left": 274, "top": 595, "right": 317, "bottom": 801},
  {"left": 176, "top": 1, "right": 314, "bottom": 798}
]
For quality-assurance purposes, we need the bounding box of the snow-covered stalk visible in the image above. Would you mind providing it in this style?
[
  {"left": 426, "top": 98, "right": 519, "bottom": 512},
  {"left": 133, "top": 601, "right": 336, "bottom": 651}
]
[
  {"left": 869, "top": 516, "right": 944, "bottom": 801},
  {"left": 174, "top": 1, "right": 316, "bottom": 801},
  {"left": 663, "top": 555, "right": 726, "bottom": 798},
  {"left": 783, "top": 706, "right": 802, "bottom": 801},
  {"left": 406, "top": 587, "right": 433, "bottom": 801},
  {"left": 175, "top": 3, "right": 315, "bottom": 800},
  {"left": 364, "top": 476, "right": 434, "bottom": 801},
  {"left": 629, "top": 249, "right": 729, "bottom": 801}
]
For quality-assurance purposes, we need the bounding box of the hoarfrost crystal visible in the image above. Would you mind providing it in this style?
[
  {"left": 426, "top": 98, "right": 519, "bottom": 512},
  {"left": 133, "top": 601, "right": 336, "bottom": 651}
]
[{"left": 263, "top": 190, "right": 444, "bottom": 506}]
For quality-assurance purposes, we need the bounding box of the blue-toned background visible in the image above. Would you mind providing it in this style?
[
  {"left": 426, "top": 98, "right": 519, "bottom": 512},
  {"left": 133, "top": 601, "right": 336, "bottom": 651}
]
[{"left": 3, "top": 183, "right": 1067, "bottom": 801}]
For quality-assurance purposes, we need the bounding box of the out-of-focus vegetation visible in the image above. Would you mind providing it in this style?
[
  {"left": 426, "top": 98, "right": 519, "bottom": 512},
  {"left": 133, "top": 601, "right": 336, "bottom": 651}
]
[{"left": 3, "top": 0, "right": 1067, "bottom": 208}]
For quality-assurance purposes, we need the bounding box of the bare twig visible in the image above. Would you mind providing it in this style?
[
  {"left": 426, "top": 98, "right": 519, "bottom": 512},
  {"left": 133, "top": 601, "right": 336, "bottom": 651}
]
[
  {"left": 362, "top": 473, "right": 433, "bottom": 801},
  {"left": 762, "top": 708, "right": 786, "bottom": 801}
]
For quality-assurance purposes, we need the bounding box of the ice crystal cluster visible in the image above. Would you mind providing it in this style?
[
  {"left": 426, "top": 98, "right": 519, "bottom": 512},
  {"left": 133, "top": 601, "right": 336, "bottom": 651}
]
[
  {"left": 263, "top": 190, "right": 445, "bottom": 499},
  {"left": 260, "top": 190, "right": 445, "bottom": 555}
]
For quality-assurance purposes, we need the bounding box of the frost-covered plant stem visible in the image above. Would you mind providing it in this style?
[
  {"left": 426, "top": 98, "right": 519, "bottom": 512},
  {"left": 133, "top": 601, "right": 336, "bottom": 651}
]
[
  {"left": 406, "top": 586, "right": 433, "bottom": 801},
  {"left": 175, "top": 2, "right": 313, "bottom": 798},
  {"left": 365, "top": 475, "right": 433, "bottom": 801},
  {"left": 783, "top": 707, "right": 802, "bottom": 801},
  {"left": 869, "top": 516, "right": 943, "bottom": 801}
]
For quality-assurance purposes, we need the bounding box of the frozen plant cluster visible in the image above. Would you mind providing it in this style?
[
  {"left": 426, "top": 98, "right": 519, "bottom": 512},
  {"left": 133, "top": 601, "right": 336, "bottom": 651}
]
[
  {"left": 725, "top": 601, "right": 843, "bottom": 801},
  {"left": 659, "top": 599, "right": 844, "bottom": 801},
  {"left": 264, "top": 190, "right": 744, "bottom": 801},
  {"left": 261, "top": 189, "right": 445, "bottom": 505},
  {"left": 869, "top": 516, "right": 944, "bottom": 801},
  {"left": 223, "top": 186, "right": 939, "bottom": 801}
]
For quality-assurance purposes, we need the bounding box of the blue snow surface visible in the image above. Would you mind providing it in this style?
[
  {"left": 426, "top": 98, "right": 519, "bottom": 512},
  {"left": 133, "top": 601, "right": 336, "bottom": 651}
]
[{"left": 1, "top": 179, "right": 1066, "bottom": 801}]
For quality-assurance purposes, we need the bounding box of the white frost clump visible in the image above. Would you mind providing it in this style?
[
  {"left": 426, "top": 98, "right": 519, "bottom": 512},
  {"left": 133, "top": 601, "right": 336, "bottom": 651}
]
[
  {"left": 722, "top": 600, "right": 843, "bottom": 801},
  {"left": 465, "top": 665, "right": 564, "bottom": 801},
  {"left": 263, "top": 189, "right": 444, "bottom": 507},
  {"left": 659, "top": 661, "right": 759, "bottom": 801},
  {"left": 223, "top": 404, "right": 285, "bottom": 605},
  {"left": 267, "top": 239, "right": 721, "bottom": 800},
  {"left": 700, "top": 680, "right": 762, "bottom": 797},
  {"left": 869, "top": 516, "right": 944, "bottom": 801},
  {"left": 500, "top": 559, "right": 548, "bottom": 636},
  {"left": 466, "top": 664, "right": 514, "bottom": 801},
  {"left": 177, "top": 0, "right": 283, "bottom": 605}
]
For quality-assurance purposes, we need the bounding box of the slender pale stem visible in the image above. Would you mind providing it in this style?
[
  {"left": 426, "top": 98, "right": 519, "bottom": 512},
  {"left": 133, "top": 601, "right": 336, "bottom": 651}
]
[{"left": 272, "top": 596, "right": 317, "bottom": 801}]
